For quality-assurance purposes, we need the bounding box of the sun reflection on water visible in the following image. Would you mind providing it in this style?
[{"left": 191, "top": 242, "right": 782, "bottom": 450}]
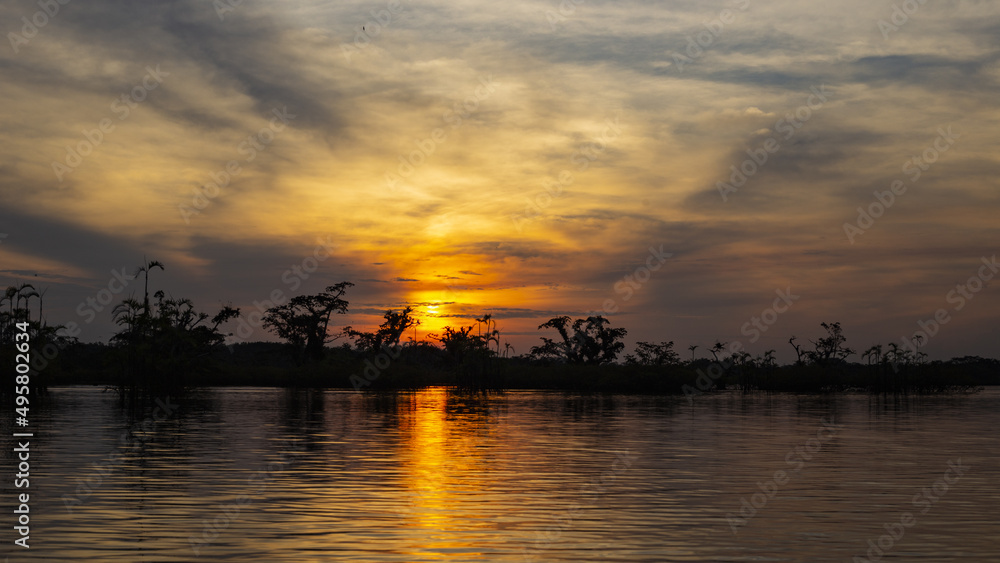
[{"left": 395, "top": 387, "right": 493, "bottom": 559}]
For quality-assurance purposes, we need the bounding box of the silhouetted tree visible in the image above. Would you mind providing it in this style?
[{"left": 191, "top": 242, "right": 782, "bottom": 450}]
[
  {"left": 433, "top": 322, "right": 495, "bottom": 364},
  {"left": 110, "top": 265, "right": 240, "bottom": 394},
  {"left": 530, "top": 315, "right": 627, "bottom": 365},
  {"left": 862, "top": 344, "right": 883, "bottom": 367},
  {"left": 346, "top": 305, "right": 417, "bottom": 355},
  {"left": 708, "top": 341, "right": 727, "bottom": 363},
  {"left": 16, "top": 283, "right": 38, "bottom": 318},
  {"left": 475, "top": 314, "right": 501, "bottom": 356},
  {"left": 0, "top": 283, "right": 36, "bottom": 342},
  {"left": 0, "top": 283, "right": 74, "bottom": 395},
  {"left": 731, "top": 350, "right": 755, "bottom": 391},
  {"left": 263, "top": 282, "right": 353, "bottom": 362},
  {"left": 805, "top": 322, "right": 854, "bottom": 365},
  {"left": 503, "top": 342, "right": 515, "bottom": 358},
  {"left": 760, "top": 349, "right": 777, "bottom": 369},
  {"left": 430, "top": 314, "right": 504, "bottom": 389},
  {"left": 136, "top": 259, "right": 164, "bottom": 314},
  {"left": 788, "top": 336, "right": 805, "bottom": 365},
  {"left": 625, "top": 341, "right": 680, "bottom": 366}
]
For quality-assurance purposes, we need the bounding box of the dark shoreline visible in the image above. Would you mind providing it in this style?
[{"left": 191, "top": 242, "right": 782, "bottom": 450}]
[{"left": 32, "top": 341, "right": 999, "bottom": 395}]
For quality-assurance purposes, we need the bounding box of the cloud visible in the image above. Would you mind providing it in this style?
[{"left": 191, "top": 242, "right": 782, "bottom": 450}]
[{"left": 2, "top": 0, "right": 999, "bottom": 360}]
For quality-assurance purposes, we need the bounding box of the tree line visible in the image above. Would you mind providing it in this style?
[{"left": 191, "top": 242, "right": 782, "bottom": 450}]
[{"left": 3, "top": 268, "right": 995, "bottom": 395}]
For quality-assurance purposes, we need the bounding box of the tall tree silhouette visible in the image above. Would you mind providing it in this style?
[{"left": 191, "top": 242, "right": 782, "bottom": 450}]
[
  {"left": 136, "top": 259, "right": 164, "bottom": 314},
  {"left": 805, "top": 322, "right": 854, "bottom": 365},
  {"left": 263, "top": 282, "right": 353, "bottom": 362},
  {"left": 346, "top": 306, "right": 418, "bottom": 354}
]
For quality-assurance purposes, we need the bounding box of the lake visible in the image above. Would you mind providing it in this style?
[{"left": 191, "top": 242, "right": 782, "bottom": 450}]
[{"left": 3, "top": 386, "right": 999, "bottom": 562}]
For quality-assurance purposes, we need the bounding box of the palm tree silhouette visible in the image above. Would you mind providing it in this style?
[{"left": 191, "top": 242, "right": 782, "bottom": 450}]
[
  {"left": 135, "top": 259, "right": 164, "bottom": 315},
  {"left": 709, "top": 341, "right": 726, "bottom": 363},
  {"left": 19, "top": 285, "right": 39, "bottom": 323},
  {"left": 8, "top": 283, "right": 37, "bottom": 323},
  {"left": 36, "top": 287, "right": 48, "bottom": 326}
]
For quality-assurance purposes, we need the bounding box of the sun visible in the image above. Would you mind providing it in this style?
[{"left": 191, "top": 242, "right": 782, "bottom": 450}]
[
  {"left": 406, "top": 288, "right": 473, "bottom": 340},
  {"left": 412, "top": 302, "right": 451, "bottom": 340}
]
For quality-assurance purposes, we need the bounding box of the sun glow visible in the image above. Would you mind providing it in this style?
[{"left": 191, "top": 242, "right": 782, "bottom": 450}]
[{"left": 407, "top": 289, "right": 473, "bottom": 339}]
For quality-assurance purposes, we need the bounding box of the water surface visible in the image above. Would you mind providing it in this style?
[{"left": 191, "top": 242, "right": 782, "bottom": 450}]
[{"left": 3, "top": 386, "right": 999, "bottom": 562}]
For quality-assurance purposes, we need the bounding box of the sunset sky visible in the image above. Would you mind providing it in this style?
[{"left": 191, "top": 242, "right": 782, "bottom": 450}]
[{"left": 1, "top": 0, "right": 998, "bottom": 362}]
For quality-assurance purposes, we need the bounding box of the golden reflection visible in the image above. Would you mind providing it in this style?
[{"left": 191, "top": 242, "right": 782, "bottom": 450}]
[
  {"left": 397, "top": 387, "right": 491, "bottom": 559},
  {"left": 402, "top": 387, "right": 451, "bottom": 529}
]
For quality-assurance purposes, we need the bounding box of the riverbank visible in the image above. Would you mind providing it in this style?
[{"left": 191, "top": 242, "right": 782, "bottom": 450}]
[{"left": 34, "top": 341, "right": 997, "bottom": 394}]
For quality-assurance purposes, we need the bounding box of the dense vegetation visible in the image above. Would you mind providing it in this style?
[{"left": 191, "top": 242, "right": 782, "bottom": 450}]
[{"left": 2, "top": 268, "right": 997, "bottom": 399}]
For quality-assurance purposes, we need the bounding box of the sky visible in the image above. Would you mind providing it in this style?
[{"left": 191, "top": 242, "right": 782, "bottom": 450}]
[{"left": 1, "top": 0, "right": 998, "bottom": 363}]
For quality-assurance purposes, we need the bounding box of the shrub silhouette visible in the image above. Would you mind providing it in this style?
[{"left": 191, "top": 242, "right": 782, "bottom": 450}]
[{"left": 625, "top": 341, "right": 680, "bottom": 366}]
